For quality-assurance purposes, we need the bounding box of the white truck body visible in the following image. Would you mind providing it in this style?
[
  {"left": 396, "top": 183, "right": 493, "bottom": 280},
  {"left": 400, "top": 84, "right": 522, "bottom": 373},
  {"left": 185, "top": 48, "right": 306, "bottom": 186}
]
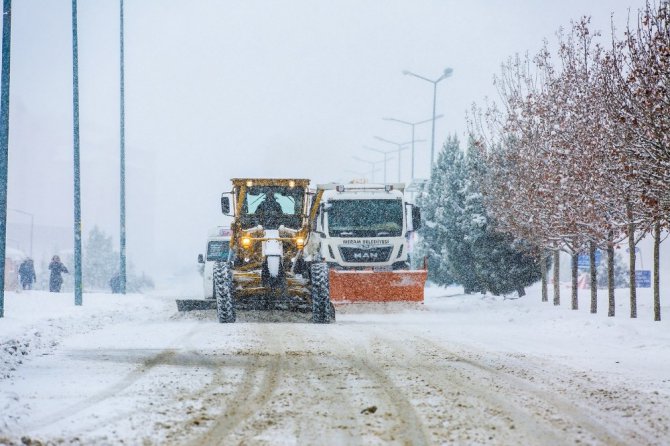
[
  {"left": 306, "top": 183, "right": 419, "bottom": 270},
  {"left": 200, "top": 226, "right": 232, "bottom": 298}
]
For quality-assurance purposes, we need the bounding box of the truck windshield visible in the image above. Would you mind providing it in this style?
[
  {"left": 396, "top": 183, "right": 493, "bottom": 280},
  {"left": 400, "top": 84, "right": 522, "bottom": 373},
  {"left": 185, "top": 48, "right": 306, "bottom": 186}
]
[
  {"left": 207, "top": 241, "right": 230, "bottom": 261},
  {"left": 240, "top": 186, "right": 304, "bottom": 229},
  {"left": 327, "top": 199, "right": 403, "bottom": 237}
]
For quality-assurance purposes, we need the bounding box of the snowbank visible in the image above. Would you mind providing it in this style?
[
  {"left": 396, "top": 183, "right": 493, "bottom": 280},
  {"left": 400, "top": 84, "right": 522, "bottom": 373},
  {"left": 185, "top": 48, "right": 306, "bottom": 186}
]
[{"left": 0, "top": 291, "right": 169, "bottom": 381}]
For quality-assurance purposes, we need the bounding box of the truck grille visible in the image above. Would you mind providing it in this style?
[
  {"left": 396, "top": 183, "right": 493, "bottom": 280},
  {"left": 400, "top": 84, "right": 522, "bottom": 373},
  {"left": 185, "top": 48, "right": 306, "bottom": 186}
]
[{"left": 339, "top": 246, "right": 393, "bottom": 263}]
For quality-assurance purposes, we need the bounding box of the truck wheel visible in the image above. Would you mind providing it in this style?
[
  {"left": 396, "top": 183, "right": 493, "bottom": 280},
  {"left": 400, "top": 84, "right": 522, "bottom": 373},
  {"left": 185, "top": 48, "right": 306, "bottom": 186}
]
[
  {"left": 311, "top": 262, "right": 334, "bottom": 324},
  {"left": 214, "top": 261, "right": 236, "bottom": 323}
]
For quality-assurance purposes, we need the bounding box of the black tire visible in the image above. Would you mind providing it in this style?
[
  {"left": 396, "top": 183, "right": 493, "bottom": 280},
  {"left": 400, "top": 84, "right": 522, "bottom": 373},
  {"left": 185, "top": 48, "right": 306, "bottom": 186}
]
[
  {"left": 311, "top": 262, "right": 334, "bottom": 324},
  {"left": 214, "top": 261, "right": 236, "bottom": 323}
]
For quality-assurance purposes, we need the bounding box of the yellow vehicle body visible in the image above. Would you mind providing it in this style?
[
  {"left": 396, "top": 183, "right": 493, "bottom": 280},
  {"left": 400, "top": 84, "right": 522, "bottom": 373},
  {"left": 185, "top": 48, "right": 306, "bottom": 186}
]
[{"left": 225, "top": 178, "right": 313, "bottom": 310}]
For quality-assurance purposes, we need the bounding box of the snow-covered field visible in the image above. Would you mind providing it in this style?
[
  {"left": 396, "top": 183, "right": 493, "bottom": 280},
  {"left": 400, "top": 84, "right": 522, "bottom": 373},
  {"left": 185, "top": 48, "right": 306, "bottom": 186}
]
[{"left": 0, "top": 284, "right": 668, "bottom": 445}]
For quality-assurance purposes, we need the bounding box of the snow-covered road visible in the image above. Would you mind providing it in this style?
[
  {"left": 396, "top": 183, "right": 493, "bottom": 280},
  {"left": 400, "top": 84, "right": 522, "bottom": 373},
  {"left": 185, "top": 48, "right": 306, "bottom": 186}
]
[{"left": 1, "top": 286, "right": 669, "bottom": 445}]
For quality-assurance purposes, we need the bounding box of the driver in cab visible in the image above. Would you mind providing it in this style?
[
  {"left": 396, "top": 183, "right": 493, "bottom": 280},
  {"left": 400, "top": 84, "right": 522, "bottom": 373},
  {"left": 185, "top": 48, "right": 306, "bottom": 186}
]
[{"left": 256, "top": 192, "right": 283, "bottom": 228}]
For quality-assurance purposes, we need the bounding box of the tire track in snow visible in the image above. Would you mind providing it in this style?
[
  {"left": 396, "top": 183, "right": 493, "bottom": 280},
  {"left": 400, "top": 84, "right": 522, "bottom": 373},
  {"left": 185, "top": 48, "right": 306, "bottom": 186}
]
[
  {"left": 428, "top": 338, "right": 664, "bottom": 446},
  {"left": 390, "top": 328, "right": 630, "bottom": 446},
  {"left": 273, "top": 326, "right": 365, "bottom": 446},
  {"left": 362, "top": 328, "right": 566, "bottom": 445},
  {"left": 192, "top": 325, "right": 284, "bottom": 446},
  {"left": 25, "top": 323, "right": 203, "bottom": 432},
  {"left": 319, "top": 326, "right": 432, "bottom": 446},
  {"left": 72, "top": 326, "right": 230, "bottom": 442}
]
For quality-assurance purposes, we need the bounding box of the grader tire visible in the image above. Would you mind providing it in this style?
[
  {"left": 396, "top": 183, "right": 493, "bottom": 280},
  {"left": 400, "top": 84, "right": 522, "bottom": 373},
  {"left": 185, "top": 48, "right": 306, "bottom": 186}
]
[
  {"left": 214, "top": 261, "right": 236, "bottom": 323},
  {"left": 311, "top": 262, "right": 334, "bottom": 324}
]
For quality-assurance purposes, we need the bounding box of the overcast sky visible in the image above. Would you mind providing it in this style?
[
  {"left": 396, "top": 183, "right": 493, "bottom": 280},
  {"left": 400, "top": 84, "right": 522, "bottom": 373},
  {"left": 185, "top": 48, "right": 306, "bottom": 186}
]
[{"left": 2, "top": 0, "right": 649, "bottom": 280}]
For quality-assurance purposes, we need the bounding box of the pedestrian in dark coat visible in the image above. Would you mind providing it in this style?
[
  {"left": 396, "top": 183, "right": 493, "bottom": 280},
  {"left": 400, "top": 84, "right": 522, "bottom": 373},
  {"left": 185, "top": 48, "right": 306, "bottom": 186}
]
[
  {"left": 18, "top": 258, "right": 37, "bottom": 290},
  {"left": 109, "top": 273, "right": 122, "bottom": 294},
  {"left": 49, "top": 255, "right": 69, "bottom": 292}
]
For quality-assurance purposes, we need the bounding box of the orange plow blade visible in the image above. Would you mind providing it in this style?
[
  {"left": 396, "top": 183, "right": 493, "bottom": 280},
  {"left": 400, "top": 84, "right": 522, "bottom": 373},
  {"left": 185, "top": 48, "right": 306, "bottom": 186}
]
[{"left": 329, "top": 269, "right": 427, "bottom": 303}]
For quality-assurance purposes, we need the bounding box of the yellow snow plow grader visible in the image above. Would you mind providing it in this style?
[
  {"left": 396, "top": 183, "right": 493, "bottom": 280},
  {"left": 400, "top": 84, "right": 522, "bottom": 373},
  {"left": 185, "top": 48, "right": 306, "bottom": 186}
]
[{"left": 209, "top": 178, "right": 334, "bottom": 323}]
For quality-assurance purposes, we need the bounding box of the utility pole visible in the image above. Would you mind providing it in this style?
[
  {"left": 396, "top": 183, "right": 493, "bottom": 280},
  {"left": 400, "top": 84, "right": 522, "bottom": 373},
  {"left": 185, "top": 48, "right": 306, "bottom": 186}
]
[
  {"left": 374, "top": 136, "right": 424, "bottom": 182},
  {"left": 364, "top": 147, "right": 394, "bottom": 183},
  {"left": 383, "top": 115, "right": 441, "bottom": 181},
  {"left": 72, "top": 0, "right": 83, "bottom": 306},
  {"left": 0, "top": 0, "right": 12, "bottom": 318},
  {"left": 403, "top": 68, "right": 453, "bottom": 174},
  {"left": 119, "top": 0, "right": 127, "bottom": 294},
  {"left": 352, "top": 156, "right": 383, "bottom": 183}
]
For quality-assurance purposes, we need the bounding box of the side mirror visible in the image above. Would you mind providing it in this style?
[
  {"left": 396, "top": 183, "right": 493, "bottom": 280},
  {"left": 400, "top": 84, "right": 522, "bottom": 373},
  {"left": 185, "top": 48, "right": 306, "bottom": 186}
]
[
  {"left": 221, "top": 196, "right": 230, "bottom": 214},
  {"left": 412, "top": 206, "right": 421, "bottom": 231},
  {"left": 197, "top": 254, "right": 204, "bottom": 264}
]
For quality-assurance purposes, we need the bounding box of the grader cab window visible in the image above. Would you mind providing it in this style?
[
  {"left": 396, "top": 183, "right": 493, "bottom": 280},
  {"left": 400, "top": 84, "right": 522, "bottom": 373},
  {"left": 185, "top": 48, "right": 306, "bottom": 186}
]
[{"left": 241, "top": 186, "right": 304, "bottom": 229}]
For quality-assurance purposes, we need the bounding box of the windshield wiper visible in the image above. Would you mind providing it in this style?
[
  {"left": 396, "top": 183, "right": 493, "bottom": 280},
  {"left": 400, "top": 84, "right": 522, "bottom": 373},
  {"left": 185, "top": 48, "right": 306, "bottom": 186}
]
[
  {"left": 376, "top": 231, "right": 391, "bottom": 236},
  {"left": 339, "top": 231, "right": 354, "bottom": 236}
]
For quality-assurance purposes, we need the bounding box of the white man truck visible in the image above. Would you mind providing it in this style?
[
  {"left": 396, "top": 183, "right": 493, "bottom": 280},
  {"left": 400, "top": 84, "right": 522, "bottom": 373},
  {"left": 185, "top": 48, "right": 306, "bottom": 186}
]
[{"left": 304, "top": 182, "right": 427, "bottom": 302}]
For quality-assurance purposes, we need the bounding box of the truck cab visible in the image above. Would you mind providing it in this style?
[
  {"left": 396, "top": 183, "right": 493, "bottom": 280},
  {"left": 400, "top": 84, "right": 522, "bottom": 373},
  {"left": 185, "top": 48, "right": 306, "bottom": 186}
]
[
  {"left": 198, "top": 226, "right": 232, "bottom": 298},
  {"left": 306, "top": 183, "right": 421, "bottom": 270}
]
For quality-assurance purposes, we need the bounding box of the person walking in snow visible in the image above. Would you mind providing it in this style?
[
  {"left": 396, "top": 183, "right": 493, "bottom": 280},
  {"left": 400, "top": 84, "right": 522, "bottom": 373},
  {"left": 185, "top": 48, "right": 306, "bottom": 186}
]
[
  {"left": 109, "top": 273, "right": 122, "bottom": 294},
  {"left": 18, "top": 258, "right": 37, "bottom": 290},
  {"left": 48, "top": 255, "right": 69, "bottom": 292}
]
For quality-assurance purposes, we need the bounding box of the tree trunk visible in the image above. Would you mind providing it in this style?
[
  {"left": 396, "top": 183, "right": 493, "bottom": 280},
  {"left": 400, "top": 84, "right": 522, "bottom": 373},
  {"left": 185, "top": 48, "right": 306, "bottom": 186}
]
[
  {"left": 553, "top": 249, "right": 560, "bottom": 306},
  {"left": 541, "top": 251, "right": 548, "bottom": 302},
  {"left": 571, "top": 251, "right": 578, "bottom": 310},
  {"left": 517, "top": 287, "right": 526, "bottom": 297},
  {"left": 590, "top": 241, "right": 597, "bottom": 314},
  {"left": 654, "top": 220, "right": 661, "bottom": 322},
  {"left": 627, "top": 206, "right": 637, "bottom": 319},
  {"left": 607, "top": 230, "right": 615, "bottom": 317}
]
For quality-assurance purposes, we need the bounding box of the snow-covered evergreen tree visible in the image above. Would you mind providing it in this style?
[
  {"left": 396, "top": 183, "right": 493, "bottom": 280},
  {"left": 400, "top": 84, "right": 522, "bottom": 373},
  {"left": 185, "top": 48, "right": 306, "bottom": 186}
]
[
  {"left": 84, "top": 226, "right": 119, "bottom": 290},
  {"left": 417, "top": 135, "right": 460, "bottom": 286},
  {"left": 82, "top": 226, "right": 154, "bottom": 292},
  {"left": 419, "top": 136, "right": 542, "bottom": 295},
  {"left": 463, "top": 139, "right": 542, "bottom": 295}
]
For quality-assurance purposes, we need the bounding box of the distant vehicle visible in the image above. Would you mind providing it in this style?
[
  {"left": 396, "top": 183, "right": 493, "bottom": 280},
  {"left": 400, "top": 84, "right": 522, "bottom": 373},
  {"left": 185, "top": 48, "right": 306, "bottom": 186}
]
[{"left": 197, "top": 227, "right": 232, "bottom": 299}]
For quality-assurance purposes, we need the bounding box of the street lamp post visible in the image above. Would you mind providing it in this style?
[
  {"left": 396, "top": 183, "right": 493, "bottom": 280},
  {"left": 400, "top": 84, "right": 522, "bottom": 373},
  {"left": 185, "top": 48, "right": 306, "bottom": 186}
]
[
  {"left": 374, "top": 136, "right": 424, "bottom": 182},
  {"left": 72, "top": 0, "right": 83, "bottom": 306},
  {"left": 8, "top": 209, "right": 33, "bottom": 258},
  {"left": 403, "top": 67, "right": 453, "bottom": 174},
  {"left": 119, "top": 0, "right": 127, "bottom": 294},
  {"left": 364, "top": 146, "right": 394, "bottom": 183},
  {"left": 352, "top": 156, "right": 383, "bottom": 183},
  {"left": 1, "top": 0, "right": 12, "bottom": 318},
  {"left": 383, "top": 115, "right": 442, "bottom": 180}
]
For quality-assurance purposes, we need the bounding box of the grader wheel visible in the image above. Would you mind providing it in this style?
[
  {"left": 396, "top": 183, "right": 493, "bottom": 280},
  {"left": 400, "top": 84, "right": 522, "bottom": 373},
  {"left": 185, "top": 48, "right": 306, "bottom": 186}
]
[
  {"left": 311, "top": 262, "right": 335, "bottom": 324},
  {"left": 214, "top": 261, "right": 236, "bottom": 323}
]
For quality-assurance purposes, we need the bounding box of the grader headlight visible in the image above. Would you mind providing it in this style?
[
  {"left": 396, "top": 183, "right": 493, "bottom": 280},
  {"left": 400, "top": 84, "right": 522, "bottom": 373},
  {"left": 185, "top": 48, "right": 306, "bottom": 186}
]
[
  {"left": 295, "top": 237, "right": 305, "bottom": 248},
  {"left": 241, "top": 236, "right": 252, "bottom": 249}
]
